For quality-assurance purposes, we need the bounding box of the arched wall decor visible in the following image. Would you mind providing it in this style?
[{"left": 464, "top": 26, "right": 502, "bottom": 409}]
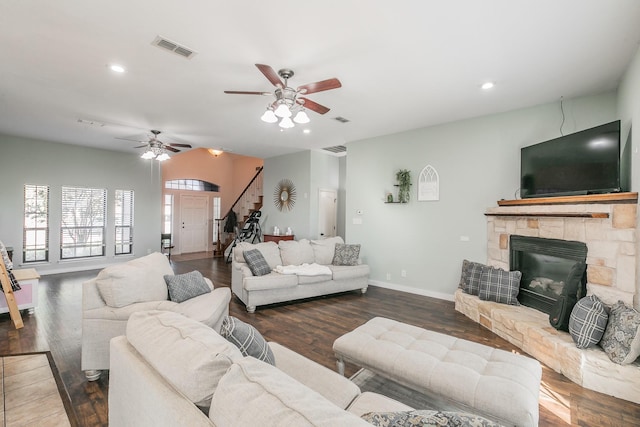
[
  {"left": 274, "top": 179, "right": 297, "bottom": 211},
  {"left": 418, "top": 165, "right": 439, "bottom": 201}
]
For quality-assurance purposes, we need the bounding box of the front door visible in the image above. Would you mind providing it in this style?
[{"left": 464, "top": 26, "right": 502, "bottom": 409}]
[{"left": 179, "top": 194, "right": 208, "bottom": 253}]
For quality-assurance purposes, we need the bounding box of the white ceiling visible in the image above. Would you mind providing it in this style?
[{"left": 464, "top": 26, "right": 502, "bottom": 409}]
[{"left": 1, "top": 1, "right": 640, "bottom": 159}]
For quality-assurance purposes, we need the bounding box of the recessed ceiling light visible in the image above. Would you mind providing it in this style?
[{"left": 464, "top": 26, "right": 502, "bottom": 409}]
[
  {"left": 481, "top": 82, "right": 495, "bottom": 90},
  {"left": 109, "top": 64, "right": 126, "bottom": 73},
  {"left": 303, "top": 129, "right": 311, "bottom": 134}
]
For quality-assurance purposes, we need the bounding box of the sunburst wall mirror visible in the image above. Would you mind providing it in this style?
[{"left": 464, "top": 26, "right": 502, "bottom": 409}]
[{"left": 274, "top": 179, "right": 296, "bottom": 211}]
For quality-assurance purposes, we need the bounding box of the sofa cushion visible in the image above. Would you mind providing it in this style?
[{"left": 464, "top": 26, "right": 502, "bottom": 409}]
[
  {"left": 220, "top": 316, "right": 275, "bottom": 365},
  {"left": 332, "top": 243, "right": 361, "bottom": 266},
  {"left": 126, "top": 310, "right": 243, "bottom": 407},
  {"left": 96, "top": 252, "right": 173, "bottom": 308},
  {"left": 569, "top": 295, "right": 609, "bottom": 349},
  {"left": 164, "top": 270, "right": 211, "bottom": 303},
  {"left": 243, "top": 272, "right": 299, "bottom": 291},
  {"left": 209, "top": 357, "right": 371, "bottom": 426},
  {"left": 329, "top": 264, "right": 370, "bottom": 281},
  {"left": 279, "top": 239, "right": 315, "bottom": 265},
  {"left": 297, "top": 274, "right": 333, "bottom": 285},
  {"left": 478, "top": 267, "right": 521, "bottom": 305},
  {"left": 310, "top": 236, "right": 344, "bottom": 265},
  {"left": 243, "top": 249, "right": 272, "bottom": 276},
  {"left": 235, "top": 241, "right": 283, "bottom": 268},
  {"left": 600, "top": 301, "right": 640, "bottom": 364},
  {"left": 361, "top": 410, "right": 501, "bottom": 427}
]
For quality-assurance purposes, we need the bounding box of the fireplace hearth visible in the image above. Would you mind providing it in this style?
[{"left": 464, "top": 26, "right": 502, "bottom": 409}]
[{"left": 510, "top": 235, "right": 587, "bottom": 314}]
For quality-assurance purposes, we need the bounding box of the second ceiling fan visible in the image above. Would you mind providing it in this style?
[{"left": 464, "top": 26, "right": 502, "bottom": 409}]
[{"left": 224, "top": 64, "right": 342, "bottom": 128}]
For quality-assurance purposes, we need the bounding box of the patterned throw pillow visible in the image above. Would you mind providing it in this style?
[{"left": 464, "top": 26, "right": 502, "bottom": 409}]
[
  {"left": 361, "top": 410, "right": 501, "bottom": 427},
  {"left": 243, "top": 249, "right": 271, "bottom": 276},
  {"left": 220, "top": 316, "right": 275, "bottom": 365},
  {"left": 478, "top": 267, "right": 521, "bottom": 305},
  {"left": 164, "top": 271, "right": 211, "bottom": 303},
  {"left": 600, "top": 301, "right": 640, "bottom": 365},
  {"left": 459, "top": 260, "right": 486, "bottom": 295},
  {"left": 332, "top": 243, "right": 361, "bottom": 266},
  {"left": 569, "top": 295, "right": 609, "bottom": 349}
]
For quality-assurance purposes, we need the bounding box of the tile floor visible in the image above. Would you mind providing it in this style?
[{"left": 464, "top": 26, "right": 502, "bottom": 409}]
[{"left": 1, "top": 353, "right": 70, "bottom": 427}]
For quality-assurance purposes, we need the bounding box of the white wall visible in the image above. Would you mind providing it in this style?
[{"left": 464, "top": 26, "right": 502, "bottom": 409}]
[
  {"left": 617, "top": 44, "right": 640, "bottom": 306},
  {"left": 0, "top": 134, "right": 162, "bottom": 274},
  {"left": 345, "top": 92, "right": 618, "bottom": 300}
]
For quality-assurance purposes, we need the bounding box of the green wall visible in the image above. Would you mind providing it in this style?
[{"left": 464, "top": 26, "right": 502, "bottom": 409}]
[
  {"left": 346, "top": 92, "right": 618, "bottom": 300},
  {"left": 0, "top": 134, "right": 162, "bottom": 274}
]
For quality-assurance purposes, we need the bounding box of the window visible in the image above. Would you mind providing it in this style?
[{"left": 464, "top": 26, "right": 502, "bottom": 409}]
[
  {"left": 61, "top": 186, "right": 106, "bottom": 259},
  {"left": 165, "top": 179, "right": 219, "bottom": 192},
  {"left": 115, "top": 190, "right": 134, "bottom": 255},
  {"left": 23, "top": 184, "right": 49, "bottom": 263},
  {"left": 212, "top": 196, "right": 221, "bottom": 243},
  {"left": 163, "top": 194, "right": 173, "bottom": 234}
]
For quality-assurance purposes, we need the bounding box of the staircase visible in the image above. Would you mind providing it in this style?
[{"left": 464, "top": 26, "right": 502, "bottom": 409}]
[{"left": 214, "top": 167, "right": 263, "bottom": 257}]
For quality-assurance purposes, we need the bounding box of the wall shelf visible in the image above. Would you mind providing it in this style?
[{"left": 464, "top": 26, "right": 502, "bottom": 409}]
[{"left": 485, "top": 212, "right": 609, "bottom": 219}]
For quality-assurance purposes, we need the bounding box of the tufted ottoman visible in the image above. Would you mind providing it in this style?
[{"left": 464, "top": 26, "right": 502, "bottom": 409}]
[{"left": 333, "top": 317, "right": 541, "bottom": 427}]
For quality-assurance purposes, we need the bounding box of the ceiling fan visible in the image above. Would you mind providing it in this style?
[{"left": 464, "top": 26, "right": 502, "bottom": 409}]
[
  {"left": 224, "top": 64, "right": 342, "bottom": 128},
  {"left": 117, "top": 130, "right": 192, "bottom": 161}
]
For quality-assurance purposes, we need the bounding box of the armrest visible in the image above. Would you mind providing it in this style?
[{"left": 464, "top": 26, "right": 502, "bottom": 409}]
[
  {"left": 83, "top": 278, "right": 107, "bottom": 312},
  {"left": 268, "top": 342, "right": 360, "bottom": 410}
]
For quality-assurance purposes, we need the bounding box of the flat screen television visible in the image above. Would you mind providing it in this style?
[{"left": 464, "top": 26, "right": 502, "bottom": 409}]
[{"left": 520, "top": 120, "right": 626, "bottom": 198}]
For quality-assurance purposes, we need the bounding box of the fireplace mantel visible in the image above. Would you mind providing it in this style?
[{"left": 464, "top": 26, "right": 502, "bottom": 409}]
[{"left": 496, "top": 192, "right": 638, "bottom": 207}]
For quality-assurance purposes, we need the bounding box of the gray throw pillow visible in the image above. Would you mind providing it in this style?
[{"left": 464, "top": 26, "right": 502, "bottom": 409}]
[
  {"left": 569, "top": 295, "right": 609, "bottom": 349},
  {"left": 220, "top": 316, "right": 275, "bottom": 365},
  {"left": 459, "top": 260, "right": 486, "bottom": 295},
  {"left": 332, "top": 243, "right": 361, "bottom": 266},
  {"left": 478, "top": 267, "right": 521, "bottom": 305},
  {"left": 600, "top": 301, "right": 640, "bottom": 364},
  {"left": 361, "top": 410, "right": 501, "bottom": 427},
  {"left": 164, "top": 271, "right": 211, "bottom": 303},
  {"left": 243, "top": 249, "right": 271, "bottom": 276}
]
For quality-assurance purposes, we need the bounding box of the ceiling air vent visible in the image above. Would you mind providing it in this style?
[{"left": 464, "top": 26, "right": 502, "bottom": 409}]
[
  {"left": 152, "top": 36, "right": 197, "bottom": 59},
  {"left": 323, "top": 145, "right": 347, "bottom": 154},
  {"left": 333, "top": 116, "right": 350, "bottom": 123}
]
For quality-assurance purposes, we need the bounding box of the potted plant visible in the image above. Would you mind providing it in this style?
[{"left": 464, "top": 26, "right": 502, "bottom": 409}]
[{"left": 396, "top": 169, "right": 411, "bottom": 203}]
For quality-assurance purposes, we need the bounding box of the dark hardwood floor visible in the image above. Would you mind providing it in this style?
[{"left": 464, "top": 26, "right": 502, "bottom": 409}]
[{"left": 1, "top": 255, "right": 639, "bottom": 426}]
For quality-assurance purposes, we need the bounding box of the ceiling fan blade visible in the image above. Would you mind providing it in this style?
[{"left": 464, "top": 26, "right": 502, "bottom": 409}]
[
  {"left": 165, "top": 146, "right": 180, "bottom": 153},
  {"left": 133, "top": 144, "right": 148, "bottom": 149},
  {"left": 298, "top": 98, "right": 330, "bottom": 115},
  {"left": 168, "top": 143, "right": 192, "bottom": 148},
  {"left": 224, "top": 90, "right": 272, "bottom": 96},
  {"left": 116, "top": 136, "right": 146, "bottom": 143},
  {"left": 255, "top": 64, "right": 284, "bottom": 88},
  {"left": 297, "top": 78, "right": 342, "bottom": 95}
]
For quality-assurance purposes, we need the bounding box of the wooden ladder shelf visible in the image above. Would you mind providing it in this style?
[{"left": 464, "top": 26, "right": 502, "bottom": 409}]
[{"left": 0, "top": 256, "right": 23, "bottom": 329}]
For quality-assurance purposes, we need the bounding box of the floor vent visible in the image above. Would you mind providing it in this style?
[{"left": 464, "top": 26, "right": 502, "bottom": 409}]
[
  {"left": 333, "top": 116, "right": 350, "bottom": 123},
  {"left": 152, "top": 36, "right": 197, "bottom": 59},
  {"left": 323, "top": 145, "right": 347, "bottom": 154}
]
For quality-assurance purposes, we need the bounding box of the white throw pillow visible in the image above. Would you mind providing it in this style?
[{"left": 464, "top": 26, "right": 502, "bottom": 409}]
[
  {"left": 279, "top": 239, "right": 315, "bottom": 266},
  {"left": 127, "top": 310, "right": 243, "bottom": 407},
  {"left": 310, "top": 236, "right": 344, "bottom": 265},
  {"left": 96, "top": 252, "right": 172, "bottom": 307},
  {"left": 209, "top": 357, "right": 370, "bottom": 426}
]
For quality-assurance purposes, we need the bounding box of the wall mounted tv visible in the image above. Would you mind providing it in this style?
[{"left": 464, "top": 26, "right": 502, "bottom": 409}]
[{"left": 520, "top": 120, "right": 628, "bottom": 198}]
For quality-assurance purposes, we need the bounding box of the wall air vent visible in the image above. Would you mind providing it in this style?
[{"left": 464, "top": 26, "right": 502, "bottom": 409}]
[
  {"left": 333, "top": 116, "right": 350, "bottom": 123},
  {"left": 323, "top": 145, "right": 347, "bottom": 154},
  {"left": 152, "top": 36, "right": 197, "bottom": 59}
]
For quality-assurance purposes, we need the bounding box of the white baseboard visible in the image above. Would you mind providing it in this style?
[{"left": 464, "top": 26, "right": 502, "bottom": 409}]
[{"left": 367, "top": 280, "right": 455, "bottom": 302}]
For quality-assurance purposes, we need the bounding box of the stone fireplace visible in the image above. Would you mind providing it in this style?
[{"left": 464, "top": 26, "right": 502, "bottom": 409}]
[{"left": 454, "top": 193, "right": 640, "bottom": 404}]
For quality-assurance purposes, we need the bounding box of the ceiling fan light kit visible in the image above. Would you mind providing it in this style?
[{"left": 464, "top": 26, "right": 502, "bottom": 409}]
[
  {"left": 117, "top": 129, "right": 192, "bottom": 161},
  {"left": 227, "top": 64, "right": 341, "bottom": 130}
]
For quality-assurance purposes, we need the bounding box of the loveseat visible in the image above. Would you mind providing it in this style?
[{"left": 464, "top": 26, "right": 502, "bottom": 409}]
[
  {"left": 81, "top": 252, "right": 231, "bottom": 380},
  {"left": 231, "top": 237, "right": 369, "bottom": 312},
  {"left": 108, "top": 310, "right": 414, "bottom": 426}
]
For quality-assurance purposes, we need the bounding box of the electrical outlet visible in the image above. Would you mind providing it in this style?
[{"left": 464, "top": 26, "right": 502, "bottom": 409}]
[
  {"left": 386, "top": 273, "right": 391, "bottom": 281},
  {"left": 401, "top": 269, "right": 407, "bottom": 277}
]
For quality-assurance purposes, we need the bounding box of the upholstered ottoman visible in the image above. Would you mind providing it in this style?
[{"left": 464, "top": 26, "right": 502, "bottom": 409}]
[{"left": 333, "top": 317, "right": 541, "bottom": 427}]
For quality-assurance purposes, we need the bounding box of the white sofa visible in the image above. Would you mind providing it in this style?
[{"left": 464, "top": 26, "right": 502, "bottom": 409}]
[
  {"left": 108, "top": 310, "right": 414, "bottom": 426},
  {"left": 81, "top": 252, "right": 231, "bottom": 380},
  {"left": 231, "top": 237, "right": 369, "bottom": 312}
]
